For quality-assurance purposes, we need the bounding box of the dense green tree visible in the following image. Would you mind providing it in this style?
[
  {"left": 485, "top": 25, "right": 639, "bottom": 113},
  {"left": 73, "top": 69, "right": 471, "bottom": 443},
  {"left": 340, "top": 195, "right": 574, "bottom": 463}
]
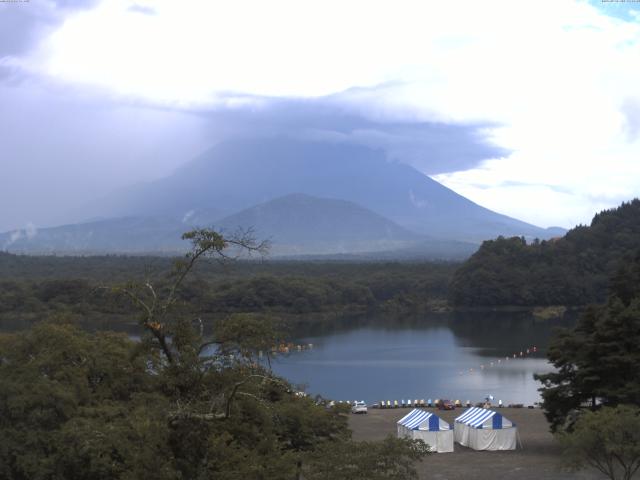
[
  {"left": 558, "top": 405, "right": 640, "bottom": 480},
  {"left": 536, "top": 251, "right": 640, "bottom": 431},
  {"left": 0, "top": 256, "right": 456, "bottom": 329},
  {"left": 304, "top": 436, "right": 430, "bottom": 480},
  {"left": 0, "top": 322, "right": 171, "bottom": 480},
  {"left": 0, "top": 229, "right": 429, "bottom": 479},
  {"left": 450, "top": 199, "right": 640, "bottom": 307}
]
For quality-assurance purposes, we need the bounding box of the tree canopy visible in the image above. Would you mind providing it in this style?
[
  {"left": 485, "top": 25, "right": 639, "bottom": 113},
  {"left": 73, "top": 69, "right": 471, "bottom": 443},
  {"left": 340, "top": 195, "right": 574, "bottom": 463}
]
[
  {"left": 0, "top": 229, "right": 429, "bottom": 479},
  {"left": 450, "top": 199, "right": 640, "bottom": 307},
  {"left": 535, "top": 251, "right": 640, "bottom": 431},
  {"left": 559, "top": 405, "right": 640, "bottom": 480}
]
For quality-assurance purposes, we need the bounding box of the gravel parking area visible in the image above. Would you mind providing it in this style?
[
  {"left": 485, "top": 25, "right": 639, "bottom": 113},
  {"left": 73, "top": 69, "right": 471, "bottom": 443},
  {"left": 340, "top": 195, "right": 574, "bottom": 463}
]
[{"left": 349, "top": 407, "right": 604, "bottom": 480}]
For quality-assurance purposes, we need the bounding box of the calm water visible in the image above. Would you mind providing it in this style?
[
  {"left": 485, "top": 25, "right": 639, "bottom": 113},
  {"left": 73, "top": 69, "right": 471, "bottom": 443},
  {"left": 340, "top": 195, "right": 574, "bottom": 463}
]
[
  {"left": 270, "top": 312, "right": 575, "bottom": 405},
  {"left": 0, "top": 310, "right": 575, "bottom": 405}
]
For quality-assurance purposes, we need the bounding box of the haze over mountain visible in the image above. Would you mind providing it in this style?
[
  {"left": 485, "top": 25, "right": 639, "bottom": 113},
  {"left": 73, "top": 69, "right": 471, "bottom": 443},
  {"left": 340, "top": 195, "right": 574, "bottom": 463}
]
[
  {"left": 0, "top": 193, "right": 476, "bottom": 259},
  {"left": 89, "top": 138, "right": 562, "bottom": 239},
  {"left": 2, "top": 138, "right": 565, "bottom": 257},
  {"left": 0, "top": 217, "right": 188, "bottom": 255},
  {"left": 215, "top": 193, "right": 419, "bottom": 256}
]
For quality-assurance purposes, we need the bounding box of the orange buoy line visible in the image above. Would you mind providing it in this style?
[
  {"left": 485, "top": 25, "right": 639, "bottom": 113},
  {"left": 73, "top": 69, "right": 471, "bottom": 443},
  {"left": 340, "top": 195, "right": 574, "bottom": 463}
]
[{"left": 458, "top": 345, "right": 538, "bottom": 376}]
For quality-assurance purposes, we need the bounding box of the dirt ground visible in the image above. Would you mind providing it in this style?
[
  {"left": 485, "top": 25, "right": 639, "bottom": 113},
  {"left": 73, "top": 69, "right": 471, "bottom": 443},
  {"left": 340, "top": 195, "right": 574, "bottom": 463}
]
[{"left": 349, "top": 407, "right": 605, "bottom": 480}]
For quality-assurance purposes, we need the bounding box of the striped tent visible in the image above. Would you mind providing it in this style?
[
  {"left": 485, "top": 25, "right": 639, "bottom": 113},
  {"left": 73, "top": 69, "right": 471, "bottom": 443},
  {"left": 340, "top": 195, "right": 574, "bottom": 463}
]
[
  {"left": 454, "top": 407, "right": 517, "bottom": 451},
  {"left": 397, "top": 409, "right": 453, "bottom": 453}
]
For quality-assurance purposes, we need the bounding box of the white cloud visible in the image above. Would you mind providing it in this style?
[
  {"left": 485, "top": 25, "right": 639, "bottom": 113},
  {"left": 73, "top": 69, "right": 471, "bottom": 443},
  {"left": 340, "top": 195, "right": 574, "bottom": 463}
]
[
  {"left": 25, "top": 222, "right": 37, "bottom": 240},
  {"left": 9, "top": 0, "right": 640, "bottom": 228}
]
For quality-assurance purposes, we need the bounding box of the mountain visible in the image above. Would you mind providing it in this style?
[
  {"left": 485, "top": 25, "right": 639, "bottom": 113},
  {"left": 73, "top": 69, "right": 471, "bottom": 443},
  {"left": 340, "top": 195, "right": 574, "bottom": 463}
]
[
  {"left": 449, "top": 199, "right": 640, "bottom": 307},
  {"left": 215, "top": 193, "right": 419, "bottom": 255},
  {"left": 5, "top": 138, "right": 565, "bottom": 257},
  {"left": 90, "top": 138, "right": 561, "bottom": 243},
  {"left": 0, "top": 216, "right": 189, "bottom": 254},
  {"left": 1, "top": 193, "right": 478, "bottom": 258}
]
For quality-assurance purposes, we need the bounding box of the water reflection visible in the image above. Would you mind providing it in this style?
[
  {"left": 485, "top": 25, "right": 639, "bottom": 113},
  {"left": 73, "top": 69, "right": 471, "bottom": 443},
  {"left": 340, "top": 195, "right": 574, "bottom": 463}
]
[
  {"left": 271, "top": 311, "right": 576, "bottom": 405},
  {"left": 0, "top": 310, "right": 577, "bottom": 405}
]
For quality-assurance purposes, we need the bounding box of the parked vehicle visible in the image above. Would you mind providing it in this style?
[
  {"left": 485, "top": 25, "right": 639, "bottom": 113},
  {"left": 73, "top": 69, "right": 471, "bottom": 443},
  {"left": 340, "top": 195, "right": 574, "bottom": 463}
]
[{"left": 351, "top": 401, "right": 368, "bottom": 414}]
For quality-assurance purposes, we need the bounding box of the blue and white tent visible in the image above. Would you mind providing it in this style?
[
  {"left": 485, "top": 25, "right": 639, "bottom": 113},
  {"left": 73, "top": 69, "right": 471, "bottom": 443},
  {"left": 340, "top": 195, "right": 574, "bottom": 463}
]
[
  {"left": 397, "top": 409, "right": 453, "bottom": 453},
  {"left": 454, "top": 407, "right": 517, "bottom": 450}
]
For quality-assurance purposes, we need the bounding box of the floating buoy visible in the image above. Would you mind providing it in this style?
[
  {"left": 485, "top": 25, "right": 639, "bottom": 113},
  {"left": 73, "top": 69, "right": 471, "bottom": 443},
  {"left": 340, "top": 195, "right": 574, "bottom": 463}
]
[{"left": 451, "top": 343, "right": 544, "bottom": 379}]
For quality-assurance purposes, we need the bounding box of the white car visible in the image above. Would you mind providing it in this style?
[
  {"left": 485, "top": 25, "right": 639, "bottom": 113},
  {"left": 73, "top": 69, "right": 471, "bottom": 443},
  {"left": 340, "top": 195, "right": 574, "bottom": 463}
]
[{"left": 351, "top": 401, "right": 368, "bottom": 414}]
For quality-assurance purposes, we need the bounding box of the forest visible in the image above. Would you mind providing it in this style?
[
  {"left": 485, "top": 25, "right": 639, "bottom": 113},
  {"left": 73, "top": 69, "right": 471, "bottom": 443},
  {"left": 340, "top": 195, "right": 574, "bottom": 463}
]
[
  {"left": 0, "top": 230, "right": 430, "bottom": 479},
  {"left": 0, "top": 251, "right": 456, "bottom": 332},
  {"left": 4, "top": 199, "right": 640, "bottom": 327},
  {"left": 449, "top": 199, "right": 640, "bottom": 307}
]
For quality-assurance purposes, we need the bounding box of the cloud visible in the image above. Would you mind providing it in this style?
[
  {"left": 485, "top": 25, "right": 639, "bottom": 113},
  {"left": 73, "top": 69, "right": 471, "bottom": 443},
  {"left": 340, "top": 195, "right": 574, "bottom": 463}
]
[
  {"left": 2, "top": 221, "right": 36, "bottom": 249},
  {"left": 0, "top": 0, "right": 98, "bottom": 59},
  {"left": 0, "top": 79, "right": 503, "bottom": 232},
  {"left": 2, "top": 0, "right": 640, "bottom": 231},
  {"left": 195, "top": 95, "right": 507, "bottom": 175},
  {"left": 0, "top": 81, "right": 213, "bottom": 232},
  {"left": 25, "top": 222, "right": 37, "bottom": 240},
  {"left": 5, "top": 230, "right": 23, "bottom": 248},
  {"left": 622, "top": 98, "right": 640, "bottom": 141},
  {"left": 128, "top": 4, "right": 156, "bottom": 15},
  {"left": 182, "top": 210, "right": 195, "bottom": 223}
]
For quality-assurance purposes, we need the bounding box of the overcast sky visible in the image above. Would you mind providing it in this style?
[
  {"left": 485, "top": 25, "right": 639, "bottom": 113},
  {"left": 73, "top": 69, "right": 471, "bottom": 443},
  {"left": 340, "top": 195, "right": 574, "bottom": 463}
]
[{"left": 1, "top": 0, "right": 640, "bottom": 232}]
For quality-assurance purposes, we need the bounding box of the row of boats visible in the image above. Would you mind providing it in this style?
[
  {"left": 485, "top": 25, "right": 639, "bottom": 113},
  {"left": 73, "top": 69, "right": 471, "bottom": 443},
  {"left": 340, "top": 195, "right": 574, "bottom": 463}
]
[{"left": 375, "top": 399, "right": 480, "bottom": 409}]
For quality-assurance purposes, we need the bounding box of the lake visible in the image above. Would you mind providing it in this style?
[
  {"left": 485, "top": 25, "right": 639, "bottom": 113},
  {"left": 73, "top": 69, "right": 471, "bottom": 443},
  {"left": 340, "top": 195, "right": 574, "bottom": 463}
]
[
  {"left": 269, "top": 311, "right": 575, "bottom": 405},
  {"left": 0, "top": 309, "right": 575, "bottom": 406}
]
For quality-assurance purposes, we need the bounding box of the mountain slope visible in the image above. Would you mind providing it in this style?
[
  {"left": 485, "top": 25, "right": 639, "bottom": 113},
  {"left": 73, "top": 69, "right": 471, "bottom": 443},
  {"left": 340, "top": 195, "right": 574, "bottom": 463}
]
[
  {"left": 0, "top": 217, "right": 189, "bottom": 254},
  {"left": 3, "top": 194, "right": 448, "bottom": 257},
  {"left": 215, "top": 193, "right": 419, "bottom": 255},
  {"left": 449, "top": 199, "right": 640, "bottom": 307},
  {"left": 92, "top": 138, "right": 559, "bottom": 243}
]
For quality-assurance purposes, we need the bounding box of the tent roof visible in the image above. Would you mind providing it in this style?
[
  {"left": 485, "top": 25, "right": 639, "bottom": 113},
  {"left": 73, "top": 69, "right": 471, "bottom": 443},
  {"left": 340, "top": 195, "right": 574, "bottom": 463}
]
[
  {"left": 455, "top": 407, "right": 514, "bottom": 429},
  {"left": 397, "top": 409, "right": 450, "bottom": 431}
]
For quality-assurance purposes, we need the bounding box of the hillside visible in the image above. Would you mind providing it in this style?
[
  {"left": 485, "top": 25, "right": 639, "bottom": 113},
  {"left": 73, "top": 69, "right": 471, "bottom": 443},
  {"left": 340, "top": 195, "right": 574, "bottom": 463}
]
[
  {"left": 449, "top": 199, "right": 640, "bottom": 307},
  {"left": 0, "top": 217, "right": 189, "bottom": 254},
  {"left": 215, "top": 193, "right": 420, "bottom": 255},
  {"left": 0, "top": 193, "right": 472, "bottom": 258},
  {"left": 2, "top": 138, "right": 564, "bottom": 257},
  {"left": 89, "top": 138, "right": 560, "bottom": 243}
]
